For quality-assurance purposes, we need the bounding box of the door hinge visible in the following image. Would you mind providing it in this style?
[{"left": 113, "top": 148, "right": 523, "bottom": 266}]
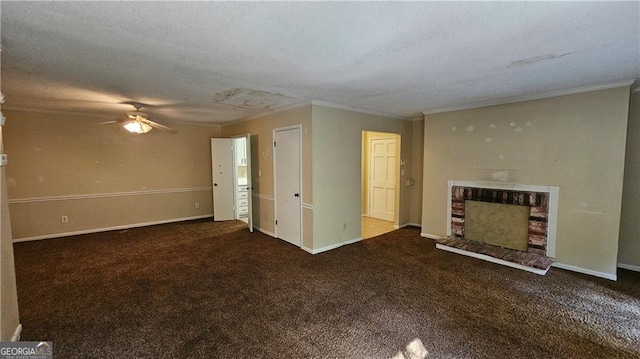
[
  {"left": 275, "top": 220, "right": 278, "bottom": 225},
  {"left": 274, "top": 141, "right": 276, "bottom": 147}
]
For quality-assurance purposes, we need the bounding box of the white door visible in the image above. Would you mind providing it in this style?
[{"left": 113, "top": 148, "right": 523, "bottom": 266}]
[
  {"left": 274, "top": 127, "right": 301, "bottom": 246},
  {"left": 211, "top": 138, "right": 234, "bottom": 221},
  {"left": 234, "top": 134, "right": 253, "bottom": 232},
  {"left": 369, "top": 137, "right": 396, "bottom": 222}
]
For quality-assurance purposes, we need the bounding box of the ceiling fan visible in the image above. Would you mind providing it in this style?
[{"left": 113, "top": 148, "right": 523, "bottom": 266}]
[{"left": 99, "top": 103, "right": 177, "bottom": 134}]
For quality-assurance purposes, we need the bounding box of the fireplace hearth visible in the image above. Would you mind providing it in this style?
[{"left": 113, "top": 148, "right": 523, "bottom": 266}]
[{"left": 437, "top": 180, "right": 559, "bottom": 275}]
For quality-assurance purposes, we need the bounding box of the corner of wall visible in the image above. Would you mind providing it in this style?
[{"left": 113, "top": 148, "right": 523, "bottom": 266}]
[
  {"left": 618, "top": 91, "right": 640, "bottom": 267},
  {"left": 1, "top": 169, "right": 20, "bottom": 341}
]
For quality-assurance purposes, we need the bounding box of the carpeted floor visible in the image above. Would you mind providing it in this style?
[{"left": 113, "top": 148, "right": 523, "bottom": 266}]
[{"left": 13, "top": 219, "right": 640, "bottom": 358}]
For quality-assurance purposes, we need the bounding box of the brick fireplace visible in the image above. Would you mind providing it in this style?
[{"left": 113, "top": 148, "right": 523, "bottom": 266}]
[{"left": 438, "top": 180, "right": 559, "bottom": 274}]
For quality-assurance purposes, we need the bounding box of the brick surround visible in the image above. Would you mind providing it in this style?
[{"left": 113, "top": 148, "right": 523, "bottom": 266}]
[{"left": 450, "top": 186, "right": 549, "bottom": 255}]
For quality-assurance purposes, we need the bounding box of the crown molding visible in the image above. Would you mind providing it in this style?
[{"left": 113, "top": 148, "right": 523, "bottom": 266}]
[
  {"left": 422, "top": 80, "right": 637, "bottom": 116},
  {"left": 311, "top": 100, "right": 406, "bottom": 120}
]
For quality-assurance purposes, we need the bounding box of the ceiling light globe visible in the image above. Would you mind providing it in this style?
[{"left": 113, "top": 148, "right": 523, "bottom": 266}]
[{"left": 123, "top": 120, "right": 152, "bottom": 134}]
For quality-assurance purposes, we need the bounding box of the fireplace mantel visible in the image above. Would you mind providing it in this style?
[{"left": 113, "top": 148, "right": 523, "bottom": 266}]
[{"left": 447, "top": 180, "right": 559, "bottom": 258}]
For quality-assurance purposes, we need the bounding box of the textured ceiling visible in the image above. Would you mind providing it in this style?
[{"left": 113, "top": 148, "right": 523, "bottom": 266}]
[{"left": 1, "top": 1, "right": 639, "bottom": 125}]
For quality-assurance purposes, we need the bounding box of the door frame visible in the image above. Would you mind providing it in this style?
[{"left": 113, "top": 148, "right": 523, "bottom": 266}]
[
  {"left": 362, "top": 131, "right": 401, "bottom": 226},
  {"left": 231, "top": 134, "right": 253, "bottom": 232},
  {"left": 273, "top": 124, "right": 303, "bottom": 245},
  {"left": 368, "top": 136, "right": 397, "bottom": 222}
]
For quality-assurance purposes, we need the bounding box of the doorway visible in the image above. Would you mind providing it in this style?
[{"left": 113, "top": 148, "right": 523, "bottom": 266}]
[
  {"left": 274, "top": 125, "right": 301, "bottom": 246},
  {"left": 232, "top": 135, "right": 252, "bottom": 230},
  {"left": 211, "top": 134, "right": 253, "bottom": 232},
  {"left": 362, "top": 131, "right": 400, "bottom": 238}
]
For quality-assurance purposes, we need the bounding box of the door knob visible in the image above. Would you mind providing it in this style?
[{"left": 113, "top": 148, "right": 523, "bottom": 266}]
[{"left": 294, "top": 193, "right": 300, "bottom": 197}]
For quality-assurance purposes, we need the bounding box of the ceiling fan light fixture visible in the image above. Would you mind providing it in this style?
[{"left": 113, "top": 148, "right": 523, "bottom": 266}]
[
  {"left": 127, "top": 111, "right": 148, "bottom": 119},
  {"left": 123, "top": 120, "right": 153, "bottom": 134}
]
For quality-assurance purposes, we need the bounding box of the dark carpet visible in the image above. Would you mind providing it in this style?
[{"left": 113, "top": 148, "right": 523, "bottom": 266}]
[{"left": 13, "top": 219, "right": 640, "bottom": 358}]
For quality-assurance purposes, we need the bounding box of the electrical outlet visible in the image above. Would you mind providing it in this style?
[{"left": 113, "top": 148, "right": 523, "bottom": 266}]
[
  {"left": 195, "top": 203, "right": 200, "bottom": 209},
  {"left": 61, "top": 215, "right": 68, "bottom": 224}
]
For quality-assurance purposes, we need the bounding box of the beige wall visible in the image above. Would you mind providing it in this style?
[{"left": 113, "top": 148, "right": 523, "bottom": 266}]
[
  {"left": 221, "top": 105, "right": 313, "bottom": 239},
  {"left": 312, "top": 105, "right": 417, "bottom": 250},
  {"left": 422, "top": 87, "right": 630, "bottom": 277},
  {"left": 4, "top": 110, "right": 221, "bottom": 239},
  {"left": 619, "top": 91, "right": 640, "bottom": 268}
]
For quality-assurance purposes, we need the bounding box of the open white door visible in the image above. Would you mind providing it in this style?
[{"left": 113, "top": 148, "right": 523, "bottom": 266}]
[
  {"left": 244, "top": 134, "right": 253, "bottom": 232},
  {"left": 274, "top": 126, "right": 301, "bottom": 246},
  {"left": 211, "top": 138, "right": 234, "bottom": 221},
  {"left": 232, "top": 134, "right": 253, "bottom": 232},
  {"left": 369, "top": 137, "right": 396, "bottom": 222}
]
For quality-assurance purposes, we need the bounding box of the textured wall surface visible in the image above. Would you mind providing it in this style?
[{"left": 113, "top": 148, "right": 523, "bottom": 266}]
[
  {"left": 4, "top": 110, "right": 221, "bottom": 240},
  {"left": 312, "top": 105, "right": 418, "bottom": 251},
  {"left": 422, "top": 87, "right": 630, "bottom": 277},
  {"left": 221, "top": 105, "right": 313, "bottom": 238},
  {"left": 619, "top": 92, "right": 640, "bottom": 268}
]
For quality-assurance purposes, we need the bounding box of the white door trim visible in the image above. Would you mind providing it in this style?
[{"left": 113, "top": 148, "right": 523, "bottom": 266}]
[
  {"left": 231, "top": 134, "right": 253, "bottom": 232},
  {"left": 368, "top": 136, "right": 397, "bottom": 221},
  {"left": 273, "top": 124, "right": 303, "bottom": 246},
  {"left": 363, "top": 132, "right": 401, "bottom": 226}
]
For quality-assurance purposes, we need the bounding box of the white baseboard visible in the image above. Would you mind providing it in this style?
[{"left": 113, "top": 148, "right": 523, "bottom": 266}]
[
  {"left": 13, "top": 215, "right": 214, "bottom": 242},
  {"left": 552, "top": 262, "right": 617, "bottom": 281},
  {"left": 309, "top": 242, "right": 344, "bottom": 254},
  {"left": 11, "top": 324, "right": 22, "bottom": 342},
  {"left": 617, "top": 263, "right": 640, "bottom": 272},
  {"left": 253, "top": 229, "right": 361, "bottom": 255},
  {"left": 436, "top": 243, "right": 549, "bottom": 275},
  {"left": 420, "top": 232, "right": 444, "bottom": 240},
  {"left": 306, "top": 237, "right": 362, "bottom": 254},
  {"left": 253, "top": 226, "right": 276, "bottom": 238},
  {"left": 343, "top": 237, "right": 362, "bottom": 245}
]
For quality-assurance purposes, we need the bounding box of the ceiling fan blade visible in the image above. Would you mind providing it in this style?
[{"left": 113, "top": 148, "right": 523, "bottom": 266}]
[
  {"left": 143, "top": 119, "right": 177, "bottom": 134},
  {"left": 121, "top": 100, "right": 193, "bottom": 111},
  {"left": 96, "top": 120, "right": 121, "bottom": 125}
]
